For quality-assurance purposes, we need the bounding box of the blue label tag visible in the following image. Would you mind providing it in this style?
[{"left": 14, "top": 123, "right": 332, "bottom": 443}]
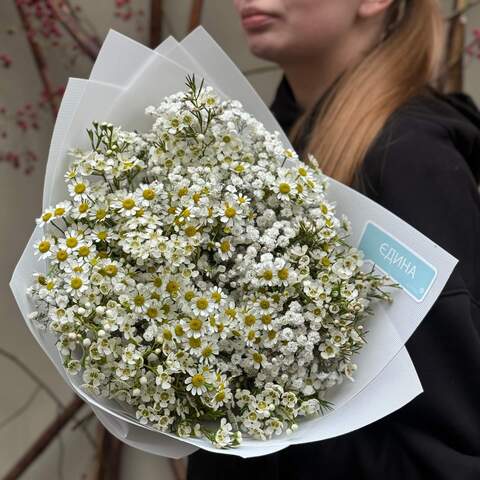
[{"left": 358, "top": 221, "right": 437, "bottom": 302}]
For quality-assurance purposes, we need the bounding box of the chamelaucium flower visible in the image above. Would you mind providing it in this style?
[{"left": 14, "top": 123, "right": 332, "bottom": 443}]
[{"left": 28, "top": 75, "right": 395, "bottom": 449}]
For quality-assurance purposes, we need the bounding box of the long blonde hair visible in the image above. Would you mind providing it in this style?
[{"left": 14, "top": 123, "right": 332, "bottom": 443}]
[{"left": 291, "top": 0, "right": 446, "bottom": 185}]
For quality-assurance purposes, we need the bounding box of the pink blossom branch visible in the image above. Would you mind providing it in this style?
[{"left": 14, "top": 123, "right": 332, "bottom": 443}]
[
  {"left": 46, "top": 0, "right": 101, "bottom": 61},
  {"left": 14, "top": 0, "right": 58, "bottom": 118}
]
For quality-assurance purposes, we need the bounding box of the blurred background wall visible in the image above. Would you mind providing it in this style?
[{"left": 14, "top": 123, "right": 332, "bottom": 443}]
[{"left": 0, "top": 1, "right": 479, "bottom": 479}]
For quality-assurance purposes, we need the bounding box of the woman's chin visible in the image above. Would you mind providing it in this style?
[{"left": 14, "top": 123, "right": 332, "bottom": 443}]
[{"left": 246, "top": 36, "right": 285, "bottom": 62}]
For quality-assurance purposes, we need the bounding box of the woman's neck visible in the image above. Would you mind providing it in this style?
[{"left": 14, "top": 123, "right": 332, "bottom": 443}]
[
  {"left": 282, "top": 60, "right": 344, "bottom": 112},
  {"left": 281, "top": 23, "right": 385, "bottom": 112}
]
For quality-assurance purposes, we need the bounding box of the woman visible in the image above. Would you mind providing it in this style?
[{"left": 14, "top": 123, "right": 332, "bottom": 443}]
[{"left": 187, "top": 1, "right": 480, "bottom": 478}]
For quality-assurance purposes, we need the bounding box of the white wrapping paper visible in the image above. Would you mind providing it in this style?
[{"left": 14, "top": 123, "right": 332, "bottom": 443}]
[{"left": 11, "top": 28, "right": 457, "bottom": 459}]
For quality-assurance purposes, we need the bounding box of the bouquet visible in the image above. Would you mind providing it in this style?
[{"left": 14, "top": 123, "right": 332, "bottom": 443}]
[{"left": 11, "top": 28, "right": 457, "bottom": 458}]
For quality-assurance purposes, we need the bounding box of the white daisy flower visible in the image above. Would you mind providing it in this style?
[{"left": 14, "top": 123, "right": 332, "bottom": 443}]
[
  {"left": 185, "top": 368, "right": 210, "bottom": 396},
  {"left": 68, "top": 178, "right": 91, "bottom": 201}
]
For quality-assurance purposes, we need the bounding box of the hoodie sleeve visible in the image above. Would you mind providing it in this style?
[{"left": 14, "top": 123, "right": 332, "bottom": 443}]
[
  {"left": 345, "top": 114, "right": 480, "bottom": 480},
  {"left": 359, "top": 114, "right": 480, "bottom": 298}
]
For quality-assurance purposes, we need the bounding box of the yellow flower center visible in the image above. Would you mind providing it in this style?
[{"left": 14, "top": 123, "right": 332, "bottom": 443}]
[
  {"left": 104, "top": 264, "right": 118, "bottom": 277},
  {"left": 244, "top": 314, "right": 256, "bottom": 326},
  {"left": 195, "top": 298, "right": 209, "bottom": 311},
  {"left": 202, "top": 346, "right": 213, "bottom": 357},
  {"left": 70, "top": 277, "right": 83, "bottom": 289},
  {"left": 253, "top": 352, "right": 263, "bottom": 364},
  {"left": 191, "top": 373, "right": 205, "bottom": 388},
  {"left": 54, "top": 207, "right": 65, "bottom": 216},
  {"left": 97, "top": 230, "right": 107, "bottom": 241},
  {"left": 56, "top": 250, "right": 68, "bottom": 262},
  {"left": 259, "top": 299, "right": 270, "bottom": 310},
  {"left": 185, "top": 225, "right": 197, "bottom": 237},
  {"left": 78, "top": 203, "right": 89, "bottom": 213},
  {"left": 134, "top": 294, "right": 145, "bottom": 307},
  {"left": 74, "top": 183, "right": 86, "bottom": 194},
  {"left": 38, "top": 241, "right": 51, "bottom": 253},
  {"left": 174, "top": 324, "right": 185, "bottom": 336},
  {"left": 122, "top": 198, "right": 135, "bottom": 210},
  {"left": 178, "top": 187, "right": 188, "bottom": 197},
  {"left": 189, "top": 337, "right": 201, "bottom": 348},
  {"left": 220, "top": 240, "right": 231, "bottom": 253},
  {"left": 66, "top": 237, "right": 78, "bottom": 248},
  {"left": 142, "top": 188, "right": 155, "bottom": 200},
  {"left": 278, "top": 268, "right": 289, "bottom": 280},
  {"left": 298, "top": 167, "right": 307, "bottom": 176},
  {"left": 224, "top": 206, "right": 236, "bottom": 218},
  {"left": 261, "top": 314, "right": 272, "bottom": 325},
  {"left": 147, "top": 307, "right": 158, "bottom": 318},
  {"left": 42, "top": 212, "right": 52, "bottom": 222},
  {"left": 96, "top": 209, "right": 107, "bottom": 220},
  {"left": 184, "top": 290, "right": 195, "bottom": 302},
  {"left": 163, "top": 329, "right": 173, "bottom": 341},
  {"left": 78, "top": 246, "right": 90, "bottom": 257},
  {"left": 262, "top": 270, "right": 273, "bottom": 281},
  {"left": 162, "top": 304, "right": 171, "bottom": 314},
  {"left": 212, "top": 291, "right": 222, "bottom": 303},
  {"left": 166, "top": 280, "right": 179, "bottom": 295},
  {"left": 189, "top": 318, "right": 203, "bottom": 331},
  {"left": 267, "top": 330, "right": 277, "bottom": 340},
  {"left": 279, "top": 182, "right": 291, "bottom": 194}
]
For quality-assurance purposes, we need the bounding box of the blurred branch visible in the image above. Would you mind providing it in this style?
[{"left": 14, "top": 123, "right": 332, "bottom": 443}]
[
  {"left": 149, "top": 0, "right": 163, "bottom": 48},
  {"left": 72, "top": 410, "right": 95, "bottom": 431},
  {"left": 446, "top": 0, "right": 480, "bottom": 20},
  {"left": 0, "top": 347, "right": 64, "bottom": 410},
  {"left": 170, "top": 458, "right": 187, "bottom": 480},
  {"left": 2, "top": 395, "right": 84, "bottom": 480},
  {"left": 0, "top": 346, "right": 95, "bottom": 447},
  {"left": 46, "top": 0, "right": 101, "bottom": 61},
  {"left": 188, "top": 0, "right": 204, "bottom": 32},
  {"left": 91, "top": 422, "right": 124, "bottom": 480},
  {"left": 14, "top": 0, "right": 58, "bottom": 117},
  {"left": 440, "top": 0, "right": 468, "bottom": 92},
  {"left": 0, "top": 386, "right": 41, "bottom": 431}
]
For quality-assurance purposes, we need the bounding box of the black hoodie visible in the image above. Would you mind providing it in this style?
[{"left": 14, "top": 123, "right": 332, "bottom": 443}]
[{"left": 187, "top": 81, "right": 480, "bottom": 480}]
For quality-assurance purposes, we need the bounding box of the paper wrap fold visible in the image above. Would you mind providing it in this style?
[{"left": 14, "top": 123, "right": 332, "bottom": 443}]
[{"left": 10, "top": 28, "right": 457, "bottom": 459}]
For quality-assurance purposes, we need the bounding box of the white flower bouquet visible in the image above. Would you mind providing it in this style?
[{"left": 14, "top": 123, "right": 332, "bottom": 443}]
[{"left": 10, "top": 28, "right": 457, "bottom": 458}]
